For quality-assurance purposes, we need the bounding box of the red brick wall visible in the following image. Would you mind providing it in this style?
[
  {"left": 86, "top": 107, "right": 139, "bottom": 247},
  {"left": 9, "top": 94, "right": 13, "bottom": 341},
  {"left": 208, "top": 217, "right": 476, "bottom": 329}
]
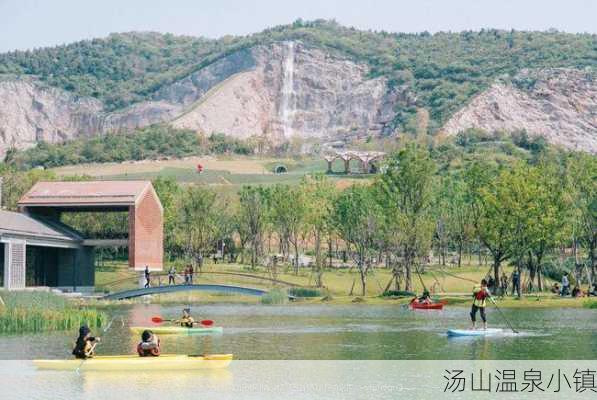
[{"left": 129, "top": 186, "right": 163, "bottom": 270}]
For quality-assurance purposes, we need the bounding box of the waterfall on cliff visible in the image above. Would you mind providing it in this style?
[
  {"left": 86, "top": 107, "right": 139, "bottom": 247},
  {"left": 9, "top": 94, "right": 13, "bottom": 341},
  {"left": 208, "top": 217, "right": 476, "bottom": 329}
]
[{"left": 280, "top": 41, "right": 295, "bottom": 138}]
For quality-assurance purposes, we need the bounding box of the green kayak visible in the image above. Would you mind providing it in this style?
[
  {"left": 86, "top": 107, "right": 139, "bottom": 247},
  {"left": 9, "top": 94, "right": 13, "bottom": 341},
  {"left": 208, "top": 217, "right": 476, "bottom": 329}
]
[{"left": 130, "top": 326, "right": 223, "bottom": 335}]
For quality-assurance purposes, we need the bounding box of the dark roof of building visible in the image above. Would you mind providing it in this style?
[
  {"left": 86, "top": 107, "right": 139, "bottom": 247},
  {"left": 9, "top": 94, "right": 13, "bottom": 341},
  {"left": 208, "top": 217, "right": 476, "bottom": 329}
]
[
  {"left": 0, "top": 210, "right": 82, "bottom": 242},
  {"left": 18, "top": 181, "right": 154, "bottom": 207}
]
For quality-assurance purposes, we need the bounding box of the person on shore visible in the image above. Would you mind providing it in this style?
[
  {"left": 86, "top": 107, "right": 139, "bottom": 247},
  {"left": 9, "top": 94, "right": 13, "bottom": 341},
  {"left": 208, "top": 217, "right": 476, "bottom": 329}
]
[
  {"left": 551, "top": 282, "right": 561, "bottom": 294},
  {"left": 168, "top": 266, "right": 176, "bottom": 285},
  {"left": 144, "top": 265, "right": 151, "bottom": 288},
  {"left": 500, "top": 272, "right": 508, "bottom": 297},
  {"left": 590, "top": 283, "right": 597, "bottom": 297},
  {"left": 511, "top": 270, "right": 520, "bottom": 297},
  {"left": 561, "top": 273, "right": 570, "bottom": 296},
  {"left": 183, "top": 266, "right": 189, "bottom": 284},
  {"left": 189, "top": 264, "right": 194, "bottom": 284},
  {"left": 470, "top": 279, "right": 491, "bottom": 330},
  {"left": 137, "top": 330, "right": 160, "bottom": 357},
  {"left": 72, "top": 325, "right": 100, "bottom": 359},
  {"left": 175, "top": 308, "right": 197, "bottom": 327},
  {"left": 571, "top": 285, "right": 583, "bottom": 298}
]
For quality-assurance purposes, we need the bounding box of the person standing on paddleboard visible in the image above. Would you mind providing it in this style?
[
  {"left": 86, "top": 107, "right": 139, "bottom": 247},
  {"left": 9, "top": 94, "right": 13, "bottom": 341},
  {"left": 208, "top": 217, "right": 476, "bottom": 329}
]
[{"left": 470, "top": 279, "right": 491, "bottom": 330}]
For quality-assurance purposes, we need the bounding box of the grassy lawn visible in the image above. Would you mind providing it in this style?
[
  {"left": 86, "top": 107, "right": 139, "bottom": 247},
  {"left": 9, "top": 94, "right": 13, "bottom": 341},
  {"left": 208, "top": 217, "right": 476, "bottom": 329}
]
[{"left": 92, "top": 260, "right": 595, "bottom": 308}]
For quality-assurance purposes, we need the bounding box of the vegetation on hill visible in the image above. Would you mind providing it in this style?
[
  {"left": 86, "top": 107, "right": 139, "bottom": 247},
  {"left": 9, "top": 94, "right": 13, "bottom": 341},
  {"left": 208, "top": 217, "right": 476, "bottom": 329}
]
[
  {"left": 0, "top": 20, "right": 594, "bottom": 132},
  {"left": 3, "top": 126, "right": 254, "bottom": 169}
]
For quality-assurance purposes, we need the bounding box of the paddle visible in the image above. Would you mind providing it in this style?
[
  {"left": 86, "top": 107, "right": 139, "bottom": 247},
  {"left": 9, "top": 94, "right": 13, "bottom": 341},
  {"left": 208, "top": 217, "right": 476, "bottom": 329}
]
[
  {"left": 489, "top": 296, "right": 519, "bottom": 334},
  {"left": 151, "top": 316, "right": 214, "bottom": 326},
  {"left": 76, "top": 316, "right": 116, "bottom": 374}
]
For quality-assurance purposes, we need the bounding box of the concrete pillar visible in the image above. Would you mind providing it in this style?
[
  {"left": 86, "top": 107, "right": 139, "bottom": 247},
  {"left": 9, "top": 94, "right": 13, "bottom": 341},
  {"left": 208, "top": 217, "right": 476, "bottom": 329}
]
[
  {"left": 3, "top": 240, "right": 26, "bottom": 290},
  {"left": 362, "top": 161, "right": 369, "bottom": 174},
  {"left": 344, "top": 159, "right": 350, "bottom": 174},
  {"left": 327, "top": 161, "right": 333, "bottom": 174}
]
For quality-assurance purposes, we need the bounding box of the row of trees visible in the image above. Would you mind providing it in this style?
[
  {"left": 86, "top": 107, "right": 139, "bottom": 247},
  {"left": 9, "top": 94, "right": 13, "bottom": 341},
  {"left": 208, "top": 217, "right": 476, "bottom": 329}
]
[
  {"left": 154, "top": 145, "right": 594, "bottom": 296},
  {"left": 1, "top": 143, "right": 594, "bottom": 297}
]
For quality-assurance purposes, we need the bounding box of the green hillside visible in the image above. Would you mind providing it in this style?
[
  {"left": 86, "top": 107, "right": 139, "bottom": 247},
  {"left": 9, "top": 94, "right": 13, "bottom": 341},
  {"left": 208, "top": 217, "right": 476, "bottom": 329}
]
[{"left": 0, "top": 20, "right": 594, "bottom": 132}]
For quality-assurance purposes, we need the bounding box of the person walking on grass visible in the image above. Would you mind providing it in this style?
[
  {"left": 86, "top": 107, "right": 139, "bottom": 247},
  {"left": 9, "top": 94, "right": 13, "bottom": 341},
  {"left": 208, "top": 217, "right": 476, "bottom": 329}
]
[
  {"left": 500, "top": 272, "right": 508, "bottom": 297},
  {"left": 511, "top": 269, "right": 520, "bottom": 297},
  {"left": 144, "top": 265, "right": 151, "bottom": 288},
  {"left": 471, "top": 279, "right": 491, "bottom": 330},
  {"left": 168, "top": 266, "right": 176, "bottom": 285}
]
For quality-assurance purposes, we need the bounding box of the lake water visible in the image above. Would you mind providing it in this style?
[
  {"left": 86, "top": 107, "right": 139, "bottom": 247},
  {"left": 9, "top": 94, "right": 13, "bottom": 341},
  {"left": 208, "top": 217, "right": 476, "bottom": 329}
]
[
  {"left": 1, "top": 303, "right": 596, "bottom": 360},
  {"left": 2, "top": 304, "right": 596, "bottom": 399}
]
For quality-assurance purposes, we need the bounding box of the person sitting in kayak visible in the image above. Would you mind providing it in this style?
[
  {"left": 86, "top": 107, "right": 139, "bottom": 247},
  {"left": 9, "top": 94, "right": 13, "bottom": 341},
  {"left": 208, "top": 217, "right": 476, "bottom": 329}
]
[
  {"left": 412, "top": 289, "right": 432, "bottom": 305},
  {"left": 175, "top": 308, "right": 196, "bottom": 327},
  {"left": 470, "top": 279, "right": 491, "bottom": 330},
  {"left": 72, "top": 325, "right": 100, "bottom": 359},
  {"left": 137, "top": 330, "right": 160, "bottom": 357}
]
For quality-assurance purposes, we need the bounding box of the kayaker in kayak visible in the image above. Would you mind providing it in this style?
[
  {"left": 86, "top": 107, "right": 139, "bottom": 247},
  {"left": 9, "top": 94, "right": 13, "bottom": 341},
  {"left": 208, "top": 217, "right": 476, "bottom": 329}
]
[
  {"left": 175, "top": 308, "right": 196, "bottom": 327},
  {"left": 411, "top": 289, "right": 432, "bottom": 305},
  {"left": 137, "top": 330, "right": 160, "bottom": 357},
  {"left": 72, "top": 325, "right": 100, "bottom": 359},
  {"left": 470, "top": 279, "right": 491, "bottom": 330}
]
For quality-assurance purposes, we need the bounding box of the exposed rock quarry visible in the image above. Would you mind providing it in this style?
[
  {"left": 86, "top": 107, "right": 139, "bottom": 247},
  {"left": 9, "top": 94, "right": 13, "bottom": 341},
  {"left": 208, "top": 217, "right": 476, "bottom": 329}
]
[
  {"left": 1, "top": 45, "right": 595, "bottom": 157},
  {"left": 442, "top": 69, "right": 597, "bottom": 153},
  {"left": 0, "top": 42, "right": 397, "bottom": 157}
]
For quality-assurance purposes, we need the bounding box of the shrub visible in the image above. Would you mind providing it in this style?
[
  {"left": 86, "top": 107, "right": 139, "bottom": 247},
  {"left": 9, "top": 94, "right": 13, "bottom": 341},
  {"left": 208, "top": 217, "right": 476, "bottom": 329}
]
[
  {"left": 260, "top": 288, "right": 287, "bottom": 305},
  {"left": 382, "top": 290, "right": 416, "bottom": 297},
  {"left": 288, "top": 287, "right": 321, "bottom": 297}
]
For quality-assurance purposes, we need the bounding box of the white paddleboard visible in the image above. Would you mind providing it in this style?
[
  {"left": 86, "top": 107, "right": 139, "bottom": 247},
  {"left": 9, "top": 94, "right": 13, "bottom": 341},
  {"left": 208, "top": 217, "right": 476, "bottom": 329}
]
[{"left": 447, "top": 328, "right": 504, "bottom": 337}]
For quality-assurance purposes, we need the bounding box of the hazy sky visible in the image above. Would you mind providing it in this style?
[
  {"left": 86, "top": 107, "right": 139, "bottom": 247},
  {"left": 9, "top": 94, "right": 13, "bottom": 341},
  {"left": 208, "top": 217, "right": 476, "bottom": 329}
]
[{"left": 1, "top": 0, "right": 595, "bottom": 52}]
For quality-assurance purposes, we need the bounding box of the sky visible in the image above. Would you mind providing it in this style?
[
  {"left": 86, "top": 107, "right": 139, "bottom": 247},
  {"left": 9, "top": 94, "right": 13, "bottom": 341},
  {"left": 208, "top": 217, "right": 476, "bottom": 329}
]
[{"left": 0, "top": 0, "right": 595, "bottom": 52}]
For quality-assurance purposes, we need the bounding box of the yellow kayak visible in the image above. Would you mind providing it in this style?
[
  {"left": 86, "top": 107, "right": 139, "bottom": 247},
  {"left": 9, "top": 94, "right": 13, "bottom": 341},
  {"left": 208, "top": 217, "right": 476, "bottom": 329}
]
[
  {"left": 33, "top": 354, "right": 233, "bottom": 371},
  {"left": 130, "top": 326, "right": 223, "bottom": 335}
]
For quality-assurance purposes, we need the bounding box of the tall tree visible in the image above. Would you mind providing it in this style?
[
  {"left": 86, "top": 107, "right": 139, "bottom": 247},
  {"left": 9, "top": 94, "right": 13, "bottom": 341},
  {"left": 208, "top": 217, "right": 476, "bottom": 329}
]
[
  {"left": 238, "top": 186, "right": 268, "bottom": 269},
  {"left": 302, "top": 174, "right": 336, "bottom": 287},
  {"left": 269, "top": 184, "right": 308, "bottom": 274},
  {"left": 173, "top": 186, "right": 226, "bottom": 269},
  {"left": 377, "top": 144, "right": 436, "bottom": 292},
  {"left": 333, "top": 185, "right": 383, "bottom": 296}
]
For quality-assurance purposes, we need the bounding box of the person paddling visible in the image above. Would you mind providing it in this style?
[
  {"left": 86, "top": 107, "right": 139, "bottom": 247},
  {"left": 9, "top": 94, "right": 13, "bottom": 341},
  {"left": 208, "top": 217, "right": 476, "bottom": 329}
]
[
  {"left": 72, "top": 325, "right": 100, "bottom": 359},
  {"left": 470, "top": 279, "right": 491, "bottom": 330},
  {"left": 137, "top": 330, "right": 160, "bottom": 357},
  {"left": 175, "top": 308, "right": 198, "bottom": 327}
]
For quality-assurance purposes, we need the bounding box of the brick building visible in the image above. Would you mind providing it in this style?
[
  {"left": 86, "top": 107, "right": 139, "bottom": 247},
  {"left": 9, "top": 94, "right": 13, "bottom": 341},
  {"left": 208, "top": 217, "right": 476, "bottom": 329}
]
[{"left": 1, "top": 180, "right": 163, "bottom": 292}]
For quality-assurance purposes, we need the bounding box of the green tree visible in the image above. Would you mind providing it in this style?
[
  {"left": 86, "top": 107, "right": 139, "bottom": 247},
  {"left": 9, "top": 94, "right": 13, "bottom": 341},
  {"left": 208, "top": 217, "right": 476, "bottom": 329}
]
[
  {"left": 302, "top": 174, "right": 336, "bottom": 287},
  {"left": 173, "top": 186, "right": 227, "bottom": 269},
  {"left": 376, "top": 144, "right": 436, "bottom": 292},
  {"left": 238, "top": 186, "right": 268, "bottom": 268},
  {"left": 332, "top": 184, "right": 383, "bottom": 296},
  {"left": 269, "top": 184, "right": 308, "bottom": 274}
]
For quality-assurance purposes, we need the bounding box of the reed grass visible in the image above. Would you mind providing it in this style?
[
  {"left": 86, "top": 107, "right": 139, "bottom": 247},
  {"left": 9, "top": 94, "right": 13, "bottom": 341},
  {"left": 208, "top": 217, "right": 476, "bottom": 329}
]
[
  {"left": 260, "top": 288, "right": 287, "bottom": 305},
  {"left": 0, "top": 291, "right": 107, "bottom": 334}
]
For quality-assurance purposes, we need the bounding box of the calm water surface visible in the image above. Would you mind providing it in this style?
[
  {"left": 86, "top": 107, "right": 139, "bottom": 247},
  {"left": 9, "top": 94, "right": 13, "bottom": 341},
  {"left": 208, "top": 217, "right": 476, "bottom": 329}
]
[{"left": 1, "top": 304, "right": 595, "bottom": 360}]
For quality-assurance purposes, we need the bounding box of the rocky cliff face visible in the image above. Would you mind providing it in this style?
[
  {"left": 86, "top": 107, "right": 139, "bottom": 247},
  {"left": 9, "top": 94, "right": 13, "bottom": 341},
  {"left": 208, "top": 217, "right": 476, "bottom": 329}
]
[
  {"left": 0, "top": 42, "right": 398, "bottom": 157},
  {"left": 442, "top": 69, "right": 597, "bottom": 153},
  {"left": 1, "top": 46, "right": 595, "bottom": 158}
]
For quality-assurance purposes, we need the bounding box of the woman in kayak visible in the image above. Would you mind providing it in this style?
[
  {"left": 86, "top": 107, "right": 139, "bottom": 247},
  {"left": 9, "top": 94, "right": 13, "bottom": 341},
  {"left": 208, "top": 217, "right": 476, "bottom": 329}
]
[
  {"left": 72, "top": 325, "right": 100, "bottom": 359},
  {"left": 470, "top": 279, "right": 491, "bottom": 330},
  {"left": 137, "top": 330, "right": 160, "bottom": 357},
  {"left": 175, "top": 308, "right": 196, "bottom": 327}
]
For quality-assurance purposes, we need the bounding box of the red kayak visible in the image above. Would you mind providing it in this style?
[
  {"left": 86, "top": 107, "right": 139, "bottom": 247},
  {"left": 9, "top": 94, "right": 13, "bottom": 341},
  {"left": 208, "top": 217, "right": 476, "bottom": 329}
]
[{"left": 410, "top": 299, "right": 445, "bottom": 310}]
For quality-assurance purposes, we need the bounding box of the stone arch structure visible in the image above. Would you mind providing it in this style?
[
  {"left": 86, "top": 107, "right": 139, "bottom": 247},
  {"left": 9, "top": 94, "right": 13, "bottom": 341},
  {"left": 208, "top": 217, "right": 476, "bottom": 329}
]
[
  {"left": 273, "top": 164, "right": 288, "bottom": 174},
  {"left": 324, "top": 151, "right": 386, "bottom": 174}
]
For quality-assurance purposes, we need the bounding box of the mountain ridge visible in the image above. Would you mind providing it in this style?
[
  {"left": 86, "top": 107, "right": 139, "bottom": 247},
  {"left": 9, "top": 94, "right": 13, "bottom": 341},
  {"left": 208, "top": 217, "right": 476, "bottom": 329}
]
[{"left": 0, "top": 20, "right": 595, "bottom": 156}]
